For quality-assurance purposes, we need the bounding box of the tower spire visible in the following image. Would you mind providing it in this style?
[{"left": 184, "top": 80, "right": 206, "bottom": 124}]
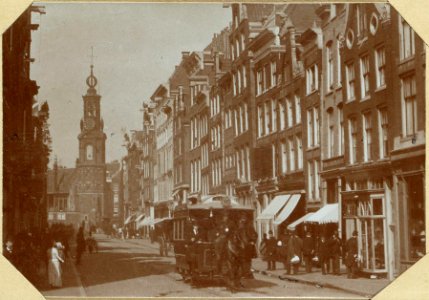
[{"left": 86, "top": 47, "right": 98, "bottom": 90}]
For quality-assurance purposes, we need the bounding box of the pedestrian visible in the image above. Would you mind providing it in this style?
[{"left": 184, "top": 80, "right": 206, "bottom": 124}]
[
  {"left": 277, "top": 229, "right": 289, "bottom": 269},
  {"left": 75, "top": 226, "right": 86, "bottom": 265},
  {"left": 48, "top": 240, "right": 64, "bottom": 288},
  {"left": 214, "top": 213, "right": 234, "bottom": 274},
  {"left": 302, "top": 231, "right": 315, "bottom": 273},
  {"left": 286, "top": 229, "right": 303, "bottom": 275},
  {"left": 238, "top": 216, "right": 258, "bottom": 279},
  {"left": 329, "top": 231, "right": 342, "bottom": 275},
  {"left": 259, "top": 233, "right": 267, "bottom": 259},
  {"left": 265, "top": 230, "right": 277, "bottom": 271},
  {"left": 3, "top": 239, "right": 14, "bottom": 264},
  {"left": 345, "top": 230, "right": 359, "bottom": 278},
  {"left": 56, "top": 241, "right": 65, "bottom": 262},
  {"left": 317, "top": 235, "right": 329, "bottom": 275}
]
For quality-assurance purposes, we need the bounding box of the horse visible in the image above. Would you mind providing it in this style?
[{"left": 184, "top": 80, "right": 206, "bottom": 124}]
[{"left": 225, "top": 230, "right": 247, "bottom": 291}]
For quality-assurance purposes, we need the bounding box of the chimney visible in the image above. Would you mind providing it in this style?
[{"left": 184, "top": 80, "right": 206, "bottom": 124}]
[{"left": 182, "top": 51, "right": 190, "bottom": 59}]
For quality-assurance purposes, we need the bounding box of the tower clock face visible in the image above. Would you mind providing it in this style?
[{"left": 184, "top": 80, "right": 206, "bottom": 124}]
[{"left": 85, "top": 118, "right": 95, "bottom": 130}]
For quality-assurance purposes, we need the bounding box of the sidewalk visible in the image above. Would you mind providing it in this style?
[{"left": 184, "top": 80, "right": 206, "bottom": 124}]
[
  {"left": 251, "top": 258, "right": 390, "bottom": 298},
  {"left": 39, "top": 255, "right": 86, "bottom": 297}
]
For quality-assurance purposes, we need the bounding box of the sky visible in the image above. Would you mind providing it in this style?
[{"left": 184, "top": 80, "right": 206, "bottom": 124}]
[{"left": 30, "top": 2, "right": 231, "bottom": 168}]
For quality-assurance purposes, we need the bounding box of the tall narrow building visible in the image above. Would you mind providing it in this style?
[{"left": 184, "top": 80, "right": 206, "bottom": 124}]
[{"left": 75, "top": 64, "right": 107, "bottom": 228}]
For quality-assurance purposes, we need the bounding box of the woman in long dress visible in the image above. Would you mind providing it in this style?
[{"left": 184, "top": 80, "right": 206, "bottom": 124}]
[{"left": 48, "top": 241, "right": 64, "bottom": 288}]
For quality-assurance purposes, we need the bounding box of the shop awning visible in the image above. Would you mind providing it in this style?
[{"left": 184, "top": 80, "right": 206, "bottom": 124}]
[
  {"left": 152, "top": 217, "right": 171, "bottom": 225},
  {"left": 306, "top": 203, "right": 339, "bottom": 224},
  {"left": 124, "top": 214, "right": 136, "bottom": 225},
  {"left": 273, "top": 194, "right": 302, "bottom": 225},
  {"left": 140, "top": 216, "right": 153, "bottom": 227},
  {"left": 287, "top": 212, "right": 314, "bottom": 230},
  {"left": 257, "top": 194, "right": 291, "bottom": 221},
  {"left": 136, "top": 215, "right": 150, "bottom": 229},
  {"left": 135, "top": 214, "right": 145, "bottom": 223}
]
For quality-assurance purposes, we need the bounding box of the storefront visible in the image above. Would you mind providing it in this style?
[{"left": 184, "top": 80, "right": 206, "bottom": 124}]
[
  {"left": 257, "top": 192, "right": 305, "bottom": 237},
  {"left": 393, "top": 166, "right": 425, "bottom": 274},
  {"left": 342, "top": 189, "right": 390, "bottom": 275}
]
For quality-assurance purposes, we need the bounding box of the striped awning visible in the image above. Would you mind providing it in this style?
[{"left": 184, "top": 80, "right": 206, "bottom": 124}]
[
  {"left": 257, "top": 194, "right": 291, "bottom": 221},
  {"left": 124, "top": 214, "right": 136, "bottom": 225},
  {"left": 306, "top": 204, "right": 339, "bottom": 224},
  {"left": 135, "top": 214, "right": 145, "bottom": 223},
  {"left": 273, "top": 194, "right": 301, "bottom": 225}
]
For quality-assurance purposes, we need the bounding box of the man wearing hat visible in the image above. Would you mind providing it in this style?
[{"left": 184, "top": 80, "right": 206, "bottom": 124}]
[
  {"left": 237, "top": 216, "right": 258, "bottom": 278},
  {"left": 345, "top": 230, "right": 359, "bottom": 278},
  {"left": 302, "top": 231, "right": 315, "bottom": 273},
  {"left": 265, "top": 230, "right": 277, "bottom": 270},
  {"left": 286, "top": 228, "right": 303, "bottom": 275}
]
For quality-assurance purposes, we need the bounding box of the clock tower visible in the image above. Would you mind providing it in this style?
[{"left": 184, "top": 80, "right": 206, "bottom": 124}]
[{"left": 75, "top": 63, "right": 107, "bottom": 227}]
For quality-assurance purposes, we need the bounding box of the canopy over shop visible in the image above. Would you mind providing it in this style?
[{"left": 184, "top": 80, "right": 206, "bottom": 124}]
[
  {"left": 257, "top": 193, "right": 304, "bottom": 236},
  {"left": 304, "top": 203, "right": 339, "bottom": 238}
]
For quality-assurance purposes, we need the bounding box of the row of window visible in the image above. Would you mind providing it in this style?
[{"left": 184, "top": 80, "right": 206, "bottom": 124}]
[
  {"left": 307, "top": 160, "right": 321, "bottom": 202},
  {"left": 277, "top": 135, "right": 304, "bottom": 174},
  {"left": 225, "top": 153, "right": 235, "bottom": 169},
  {"left": 190, "top": 159, "right": 201, "bottom": 193},
  {"left": 232, "top": 65, "right": 247, "bottom": 96},
  {"left": 201, "top": 143, "right": 209, "bottom": 168},
  {"left": 234, "top": 102, "right": 249, "bottom": 136},
  {"left": 236, "top": 145, "right": 251, "bottom": 182},
  {"left": 174, "top": 163, "right": 183, "bottom": 185},
  {"left": 326, "top": 106, "right": 344, "bottom": 158},
  {"left": 211, "top": 158, "right": 222, "bottom": 187},
  {"left": 345, "top": 47, "right": 386, "bottom": 101},
  {"left": 231, "top": 32, "right": 246, "bottom": 61},
  {"left": 257, "top": 96, "right": 301, "bottom": 138},
  {"left": 190, "top": 114, "right": 208, "bottom": 149},
  {"left": 348, "top": 107, "right": 389, "bottom": 164},
  {"left": 210, "top": 94, "right": 221, "bottom": 117},
  {"left": 211, "top": 125, "right": 221, "bottom": 151},
  {"left": 307, "top": 107, "right": 320, "bottom": 148},
  {"left": 157, "top": 145, "right": 173, "bottom": 175},
  {"left": 256, "top": 61, "right": 277, "bottom": 95}
]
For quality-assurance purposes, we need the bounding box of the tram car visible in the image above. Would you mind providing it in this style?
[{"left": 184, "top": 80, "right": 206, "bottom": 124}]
[{"left": 171, "top": 194, "right": 254, "bottom": 285}]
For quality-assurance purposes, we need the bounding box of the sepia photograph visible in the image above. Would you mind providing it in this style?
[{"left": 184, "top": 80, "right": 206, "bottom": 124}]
[{"left": 1, "top": 1, "right": 427, "bottom": 299}]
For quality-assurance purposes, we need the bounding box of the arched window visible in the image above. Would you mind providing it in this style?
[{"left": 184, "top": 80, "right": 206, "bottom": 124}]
[{"left": 86, "top": 144, "right": 94, "bottom": 160}]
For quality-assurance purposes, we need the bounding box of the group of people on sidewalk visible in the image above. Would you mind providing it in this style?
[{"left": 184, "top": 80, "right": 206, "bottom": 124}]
[
  {"left": 3, "top": 222, "right": 100, "bottom": 290},
  {"left": 3, "top": 224, "right": 72, "bottom": 288},
  {"left": 260, "top": 228, "right": 360, "bottom": 279}
]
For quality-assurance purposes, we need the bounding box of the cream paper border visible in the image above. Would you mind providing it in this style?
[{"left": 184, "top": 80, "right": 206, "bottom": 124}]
[{"left": 0, "top": 0, "right": 427, "bottom": 299}]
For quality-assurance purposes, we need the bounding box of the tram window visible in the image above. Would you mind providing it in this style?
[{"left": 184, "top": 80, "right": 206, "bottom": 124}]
[{"left": 372, "top": 198, "right": 383, "bottom": 215}]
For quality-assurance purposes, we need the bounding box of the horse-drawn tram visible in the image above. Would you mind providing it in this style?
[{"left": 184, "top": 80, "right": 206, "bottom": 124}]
[{"left": 171, "top": 194, "right": 256, "bottom": 289}]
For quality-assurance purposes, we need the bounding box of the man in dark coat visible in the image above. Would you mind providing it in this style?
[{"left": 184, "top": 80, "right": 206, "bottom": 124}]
[
  {"left": 265, "top": 230, "right": 277, "bottom": 270},
  {"left": 302, "top": 231, "right": 315, "bottom": 273},
  {"left": 75, "top": 226, "right": 86, "bottom": 265},
  {"left": 277, "top": 229, "right": 289, "bottom": 269},
  {"left": 317, "top": 235, "right": 329, "bottom": 275},
  {"left": 238, "top": 216, "right": 258, "bottom": 279},
  {"left": 345, "top": 230, "right": 359, "bottom": 278},
  {"left": 329, "top": 231, "right": 342, "bottom": 275},
  {"left": 286, "top": 229, "right": 303, "bottom": 275},
  {"left": 214, "top": 214, "right": 235, "bottom": 274}
]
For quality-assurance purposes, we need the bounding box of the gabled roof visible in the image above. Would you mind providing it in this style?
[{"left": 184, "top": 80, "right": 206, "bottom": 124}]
[
  {"left": 244, "top": 4, "right": 275, "bottom": 22},
  {"left": 150, "top": 83, "right": 169, "bottom": 101},
  {"left": 284, "top": 4, "right": 322, "bottom": 33},
  {"left": 47, "top": 167, "right": 77, "bottom": 194}
]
